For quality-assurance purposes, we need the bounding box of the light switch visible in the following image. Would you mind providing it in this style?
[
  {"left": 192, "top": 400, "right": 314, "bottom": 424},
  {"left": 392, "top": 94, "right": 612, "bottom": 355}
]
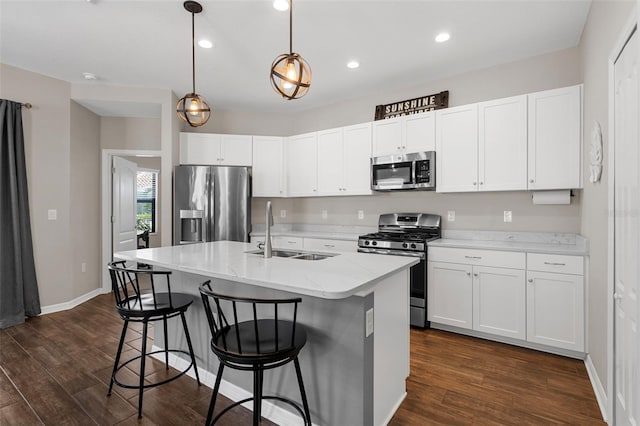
[
  {"left": 447, "top": 211, "right": 455, "bottom": 222},
  {"left": 280, "top": 209, "right": 286, "bottom": 218},
  {"left": 321, "top": 210, "right": 328, "bottom": 220},
  {"left": 365, "top": 308, "right": 374, "bottom": 337},
  {"left": 47, "top": 209, "right": 57, "bottom": 220},
  {"left": 357, "top": 210, "right": 364, "bottom": 220},
  {"left": 504, "top": 211, "right": 513, "bottom": 222}
]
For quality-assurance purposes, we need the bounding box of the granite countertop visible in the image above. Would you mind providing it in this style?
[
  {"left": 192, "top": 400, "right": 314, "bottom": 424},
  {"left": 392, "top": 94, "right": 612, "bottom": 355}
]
[
  {"left": 428, "top": 230, "right": 589, "bottom": 256},
  {"left": 115, "top": 241, "right": 417, "bottom": 299}
]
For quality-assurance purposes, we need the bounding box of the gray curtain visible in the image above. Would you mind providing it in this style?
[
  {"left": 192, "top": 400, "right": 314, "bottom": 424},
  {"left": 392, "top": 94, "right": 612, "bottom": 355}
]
[{"left": 0, "top": 99, "right": 40, "bottom": 328}]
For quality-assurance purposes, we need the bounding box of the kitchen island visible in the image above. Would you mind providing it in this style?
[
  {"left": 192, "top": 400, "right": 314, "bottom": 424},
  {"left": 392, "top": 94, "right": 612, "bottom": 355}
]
[{"left": 115, "top": 241, "right": 418, "bottom": 426}]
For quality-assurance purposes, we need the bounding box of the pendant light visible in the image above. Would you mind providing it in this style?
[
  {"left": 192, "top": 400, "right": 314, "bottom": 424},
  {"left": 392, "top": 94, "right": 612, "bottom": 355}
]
[
  {"left": 270, "top": 0, "right": 311, "bottom": 100},
  {"left": 176, "top": 1, "right": 211, "bottom": 127}
]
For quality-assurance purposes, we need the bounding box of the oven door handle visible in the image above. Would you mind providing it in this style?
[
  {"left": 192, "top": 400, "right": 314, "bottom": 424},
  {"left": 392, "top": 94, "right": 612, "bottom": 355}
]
[{"left": 358, "top": 247, "right": 425, "bottom": 259}]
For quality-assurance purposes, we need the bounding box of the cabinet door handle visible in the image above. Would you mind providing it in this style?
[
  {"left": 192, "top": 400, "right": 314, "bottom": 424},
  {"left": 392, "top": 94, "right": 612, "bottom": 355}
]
[
  {"left": 479, "top": 182, "right": 484, "bottom": 185},
  {"left": 473, "top": 182, "right": 477, "bottom": 186},
  {"left": 466, "top": 272, "right": 471, "bottom": 276},
  {"left": 464, "top": 256, "right": 482, "bottom": 259},
  {"left": 324, "top": 244, "right": 335, "bottom": 248},
  {"left": 397, "top": 146, "right": 401, "bottom": 150},
  {"left": 287, "top": 241, "right": 297, "bottom": 244},
  {"left": 544, "top": 262, "right": 566, "bottom": 266},
  {"left": 528, "top": 278, "right": 533, "bottom": 283},
  {"left": 529, "top": 179, "right": 534, "bottom": 183},
  {"left": 473, "top": 273, "right": 478, "bottom": 277}
]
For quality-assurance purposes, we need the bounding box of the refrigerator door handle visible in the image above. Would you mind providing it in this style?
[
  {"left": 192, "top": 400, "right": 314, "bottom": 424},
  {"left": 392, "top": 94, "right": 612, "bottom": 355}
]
[{"left": 208, "top": 168, "right": 215, "bottom": 242}]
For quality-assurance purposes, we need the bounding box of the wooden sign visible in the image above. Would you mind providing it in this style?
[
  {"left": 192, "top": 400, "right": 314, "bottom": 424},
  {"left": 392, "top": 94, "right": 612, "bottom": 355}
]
[{"left": 374, "top": 90, "right": 449, "bottom": 120}]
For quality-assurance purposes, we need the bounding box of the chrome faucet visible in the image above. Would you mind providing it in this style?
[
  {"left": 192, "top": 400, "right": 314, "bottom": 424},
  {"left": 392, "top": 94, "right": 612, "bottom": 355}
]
[{"left": 264, "top": 201, "right": 273, "bottom": 258}]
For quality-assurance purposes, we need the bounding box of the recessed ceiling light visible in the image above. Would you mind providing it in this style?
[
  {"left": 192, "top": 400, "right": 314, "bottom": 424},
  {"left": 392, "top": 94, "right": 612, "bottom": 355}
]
[
  {"left": 347, "top": 61, "right": 360, "bottom": 69},
  {"left": 273, "top": 0, "right": 289, "bottom": 11},
  {"left": 198, "top": 39, "right": 213, "bottom": 49},
  {"left": 82, "top": 72, "right": 97, "bottom": 80},
  {"left": 435, "top": 32, "right": 451, "bottom": 43}
]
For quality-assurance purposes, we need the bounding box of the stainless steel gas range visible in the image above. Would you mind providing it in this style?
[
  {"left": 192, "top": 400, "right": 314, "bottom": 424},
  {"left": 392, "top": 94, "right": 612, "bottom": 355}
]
[{"left": 357, "top": 213, "right": 441, "bottom": 328}]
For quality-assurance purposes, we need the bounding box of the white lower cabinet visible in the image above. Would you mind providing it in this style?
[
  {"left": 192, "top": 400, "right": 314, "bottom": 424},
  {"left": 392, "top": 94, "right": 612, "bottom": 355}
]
[
  {"left": 473, "top": 266, "right": 526, "bottom": 340},
  {"left": 303, "top": 238, "right": 357, "bottom": 253},
  {"left": 273, "top": 236, "right": 303, "bottom": 249},
  {"left": 427, "top": 262, "right": 473, "bottom": 329},
  {"left": 428, "top": 246, "right": 585, "bottom": 355},
  {"left": 526, "top": 254, "right": 585, "bottom": 352}
]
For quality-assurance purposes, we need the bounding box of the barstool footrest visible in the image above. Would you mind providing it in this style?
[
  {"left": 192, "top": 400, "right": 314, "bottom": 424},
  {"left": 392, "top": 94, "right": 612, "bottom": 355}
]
[
  {"left": 111, "top": 349, "right": 196, "bottom": 391},
  {"left": 211, "top": 395, "right": 309, "bottom": 425}
]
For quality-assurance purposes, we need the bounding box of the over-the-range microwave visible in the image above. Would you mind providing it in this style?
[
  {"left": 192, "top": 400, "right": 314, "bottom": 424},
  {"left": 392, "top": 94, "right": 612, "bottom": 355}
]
[{"left": 371, "top": 151, "right": 435, "bottom": 191}]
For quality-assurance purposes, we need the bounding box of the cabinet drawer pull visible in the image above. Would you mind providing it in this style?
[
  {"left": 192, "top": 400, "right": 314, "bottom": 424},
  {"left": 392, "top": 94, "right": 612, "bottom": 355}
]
[
  {"left": 323, "top": 244, "right": 335, "bottom": 248},
  {"left": 287, "top": 241, "right": 297, "bottom": 244},
  {"left": 466, "top": 272, "right": 471, "bottom": 276},
  {"left": 543, "top": 262, "right": 566, "bottom": 266},
  {"left": 529, "top": 179, "right": 534, "bottom": 183},
  {"left": 528, "top": 278, "right": 533, "bottom": 283},
  {"left": 464, "top": 256, "right": 482, "bottom": 259},
  {"left": 473, "top": 273, "right": 478, "bottom": 277}
]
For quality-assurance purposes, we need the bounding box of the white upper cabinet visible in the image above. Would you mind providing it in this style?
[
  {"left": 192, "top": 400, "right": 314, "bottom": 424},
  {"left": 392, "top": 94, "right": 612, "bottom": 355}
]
[
  {"left": 252, "top": 136, "right": 285, "bottom": 197},
  {"left": 372, "top": 111, "right": 435, "bottom": 157},
  {"left": 317, "top": 123, "right": 372, "bottom": 196},
  {"left": 180, "top": 132, "right": 252, "bottom": 166},
  {"left": 286, "top": 132, "right": 318, "bottom": 197},
  {"left": 436, "top": 104, "right": 479, "bottom": 192},
  {"left": 527, "top": 85, "right": 582, "bottom": 190},
  {"left": 478, "top": 95, "right": 528, "bottom": 191}
]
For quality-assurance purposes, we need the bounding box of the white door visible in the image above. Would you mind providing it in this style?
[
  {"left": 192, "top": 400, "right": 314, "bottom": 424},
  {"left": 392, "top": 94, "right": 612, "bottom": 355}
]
[
  {"left": 343, "top": 122, "right": 372, "bottom": 195},
  {"left": 252, "top": 136, "right": 285, "bottom": 197},
  {"left": 427, "top": 261, "right": 473, "bottom": 329},
  {"left": 317, "top": 128, "right": 344, "bottom": 195},
  {"left": 613, "top": 27, "right": 639, "bottom": 426},
  {"left": 112, "top": 156, "right": 138, "bottom": 257}
]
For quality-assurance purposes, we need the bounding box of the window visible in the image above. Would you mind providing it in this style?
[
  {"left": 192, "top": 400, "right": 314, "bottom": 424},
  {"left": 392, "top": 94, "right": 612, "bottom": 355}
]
[{"left": 136, "top": 169, "right": 158, "bottom": 233}]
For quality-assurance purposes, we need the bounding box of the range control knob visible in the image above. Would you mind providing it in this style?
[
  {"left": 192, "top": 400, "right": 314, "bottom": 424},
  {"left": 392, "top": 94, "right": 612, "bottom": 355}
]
[
  {"left": 402, "top": 243, "right": 408, "bottom": 248},
  {"left": 364, "top": 240, "right": 370, "bottom": 246},
  {"left": 410, "top": 243, "right": 417, "bottom": 249},
  {"left": 372, "top": 241, "right": 377, "bottom": 246}
]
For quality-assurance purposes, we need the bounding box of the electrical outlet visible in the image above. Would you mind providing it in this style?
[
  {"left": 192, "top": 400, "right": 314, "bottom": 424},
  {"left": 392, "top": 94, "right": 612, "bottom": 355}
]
[
  {"left": 81, "top": 262, "right": 86, "bottom": 273},
  {"left": 504, "top": 211, "right": 513, "bottom": 223},
  {"left": 321, "top": 210, "right": 328, "bottom": 220},
  {"left": 280, "top": 209, "right": 286, "bottom": 218},
  {"left": 48, "top": 209, "right": 57, "bottom": 220},
  {"left": 357, "top": 210, "right": 364, "bottom": 220},
  {"left": 447, "top": 211, "right": 455, "bottom": 222},
  {"left": 365, "top": 308, "right": 374, "bottom": 337}
]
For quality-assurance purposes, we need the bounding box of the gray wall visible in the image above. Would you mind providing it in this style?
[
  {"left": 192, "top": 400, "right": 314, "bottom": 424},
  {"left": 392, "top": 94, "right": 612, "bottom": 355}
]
[
  {"left": 100, "top": 116, "right": 161, "bottom": 150},
  {"left": 579, "top": 0, "right": 635, "bottom": 398},
  {"left": 70, "top": 101, "right": 101, "bottom": 299}
]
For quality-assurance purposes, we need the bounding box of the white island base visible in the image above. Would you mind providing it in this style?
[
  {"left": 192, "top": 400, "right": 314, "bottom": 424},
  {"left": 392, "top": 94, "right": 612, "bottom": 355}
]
[{"left": 116, "top": 241, "right": 414, "bottom": 426}]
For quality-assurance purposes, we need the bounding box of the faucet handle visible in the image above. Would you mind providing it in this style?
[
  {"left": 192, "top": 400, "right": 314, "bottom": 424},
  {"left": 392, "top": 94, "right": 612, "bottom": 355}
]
[{"left": 257, "top": 242, "right": 265, "bottom": 250}]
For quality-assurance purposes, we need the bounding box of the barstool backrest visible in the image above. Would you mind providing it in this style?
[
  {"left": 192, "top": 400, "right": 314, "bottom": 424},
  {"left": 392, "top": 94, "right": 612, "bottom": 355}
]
[
  {"left": 199, "top": 281, "right": 303, "bottom": 357},
  {"left": 107, "top": 260, "right": 174, "bottom": 312}
]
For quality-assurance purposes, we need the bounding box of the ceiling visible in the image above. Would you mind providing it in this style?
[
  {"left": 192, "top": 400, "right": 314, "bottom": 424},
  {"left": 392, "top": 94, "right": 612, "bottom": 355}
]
[{"left": 1, "top": 0, "right": 591, "bottom": 117}]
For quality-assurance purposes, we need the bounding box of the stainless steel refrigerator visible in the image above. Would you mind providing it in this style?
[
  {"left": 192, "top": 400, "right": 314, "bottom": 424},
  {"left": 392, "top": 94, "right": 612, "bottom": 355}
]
[{"left": 173, "top": 165, "right": 251, "bottom": 245}]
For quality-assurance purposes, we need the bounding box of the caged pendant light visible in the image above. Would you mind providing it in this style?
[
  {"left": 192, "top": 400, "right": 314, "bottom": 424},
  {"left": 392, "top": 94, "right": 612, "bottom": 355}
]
[
  {"left": 176, "top": 0, "right": 211, "bottom": 127},
  {"left": 270, "top": 0, "right": 311, "bottom": 100}
]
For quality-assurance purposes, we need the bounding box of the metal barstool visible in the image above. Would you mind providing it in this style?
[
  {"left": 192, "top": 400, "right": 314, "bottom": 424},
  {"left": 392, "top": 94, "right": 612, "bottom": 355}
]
[
  {"left": 107, "top": 260, "right": 201, "bottom": 418},
  {"left": 199, "top": 281, "right": 312, "bottom": 426}
]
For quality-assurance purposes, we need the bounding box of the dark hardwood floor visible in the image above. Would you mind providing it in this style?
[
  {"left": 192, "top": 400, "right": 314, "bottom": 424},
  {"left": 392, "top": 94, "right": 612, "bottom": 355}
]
[{"left": 1, "top": 292, "right": 604, "bottom": 425}]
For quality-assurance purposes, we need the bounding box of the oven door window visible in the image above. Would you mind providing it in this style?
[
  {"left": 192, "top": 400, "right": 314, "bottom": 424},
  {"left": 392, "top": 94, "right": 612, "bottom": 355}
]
[{"left": 373, "top": 162, "right": 413, "bottom": 188}]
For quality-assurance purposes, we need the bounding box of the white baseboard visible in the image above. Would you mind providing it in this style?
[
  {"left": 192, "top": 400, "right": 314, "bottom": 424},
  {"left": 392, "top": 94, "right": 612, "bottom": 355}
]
[
  {"left": 379, "top": 392, "right": 406, "bottom": 426},
  {"left": 40, "top": 287, "right": 107, "bottom": 315},
  {"left": 584, "top": 355, "right": 609, "bottom": 424},
  {"left": 151, "top": 345, "right": 310, "bottom": 426}
]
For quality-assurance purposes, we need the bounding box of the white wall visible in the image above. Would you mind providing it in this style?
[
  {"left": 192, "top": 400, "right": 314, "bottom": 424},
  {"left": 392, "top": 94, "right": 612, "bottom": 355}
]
[{"left": 579, "top": 0, "right": 636, "bottom": 400}]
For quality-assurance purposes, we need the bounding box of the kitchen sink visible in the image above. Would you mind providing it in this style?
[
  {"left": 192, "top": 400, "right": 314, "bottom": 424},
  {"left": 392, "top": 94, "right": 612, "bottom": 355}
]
[{"left": 246, "top": 249, "right": 337, "bottom": 260}]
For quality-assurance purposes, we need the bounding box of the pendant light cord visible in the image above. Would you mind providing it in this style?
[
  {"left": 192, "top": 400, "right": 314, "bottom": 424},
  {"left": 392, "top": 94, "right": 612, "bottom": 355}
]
[
  {"left": 289, "top": 0, "right": 293, "bottom": 54},
  {"left": 191, "top": 10, "right": 196, "bottom": 94}
]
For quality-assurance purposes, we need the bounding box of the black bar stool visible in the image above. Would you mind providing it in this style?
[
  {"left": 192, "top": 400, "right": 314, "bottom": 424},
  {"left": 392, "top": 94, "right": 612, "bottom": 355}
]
[
  {"left": 199, "top": 281, "right": 312, "bottom": 426},
  {"left": 107, "top": 260, "right": 201, "bottom": 418}
]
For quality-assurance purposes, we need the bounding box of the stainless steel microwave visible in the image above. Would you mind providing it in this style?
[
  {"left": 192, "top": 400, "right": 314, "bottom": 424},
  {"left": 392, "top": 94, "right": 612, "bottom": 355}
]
[{"left": 371, "top": 151, "right": 435, "bottom": 191}]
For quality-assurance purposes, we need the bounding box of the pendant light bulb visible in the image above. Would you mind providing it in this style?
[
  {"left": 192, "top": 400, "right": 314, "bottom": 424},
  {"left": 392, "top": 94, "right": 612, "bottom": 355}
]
[
  {"left": 176, "top": 1, "right": 211, "bottom": 127},
  {"left": 286, "top": 60, "right": 297, "bottom": 81}
]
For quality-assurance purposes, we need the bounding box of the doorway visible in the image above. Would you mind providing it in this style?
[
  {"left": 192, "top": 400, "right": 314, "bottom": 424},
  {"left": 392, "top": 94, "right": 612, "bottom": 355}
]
[
  {"left": 100, "top": 149, "right": 161, "bottom": 292},
  {"left": 609, "top": 21, "right": 639, "bottom": 426}
]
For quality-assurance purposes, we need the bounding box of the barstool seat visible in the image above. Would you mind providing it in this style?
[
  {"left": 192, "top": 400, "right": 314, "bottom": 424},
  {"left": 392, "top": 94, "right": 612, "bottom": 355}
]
[
  {"left": 107, "top": 260, "right": 201, "bottom": 418},
  {"left": 199, "top": 281, "right": 312, "bottom": 426}
]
